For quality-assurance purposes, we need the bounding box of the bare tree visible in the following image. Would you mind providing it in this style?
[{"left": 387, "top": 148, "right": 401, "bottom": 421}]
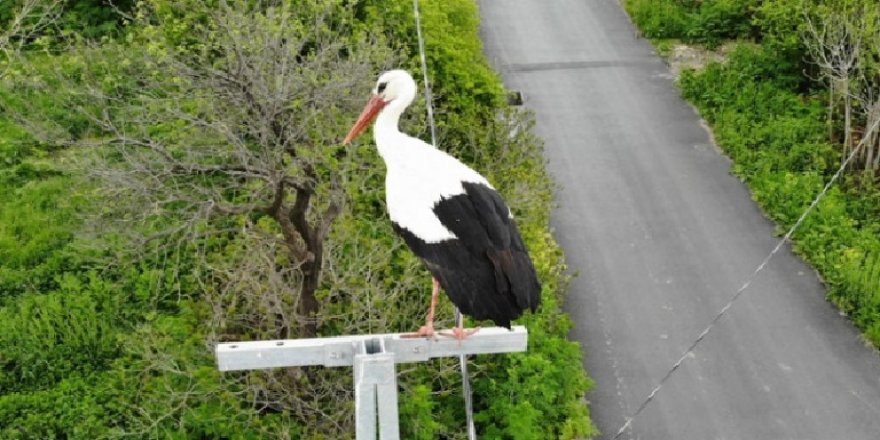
[
  {"left": 853, "top": 11, "right": 880, "bottom": 174},
  {"left": 0, "top": 0, "right": 63, "bottom": 77},
  {"left": 804, "top": 2, "right": 880, "bottom": 174},
  {"left": 859, "top": 95, "right": 880, "bottom": 172},
  {"left": 19, "top": 0, "right": 391, "bottom": 338},
  {"left": 854, "top": 74, "right": 880, "bottom": 173},
  {"left": 802, "top": 5, "right": 865, "bottom": 160}
]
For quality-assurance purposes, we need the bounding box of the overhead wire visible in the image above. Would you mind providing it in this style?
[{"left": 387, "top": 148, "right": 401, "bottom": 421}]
[
  {"left": 411, "top": 1, "right": 477, "bottom": 439},
  {"left": 413, "top": 0, "right": 438, "bottom": 149}
]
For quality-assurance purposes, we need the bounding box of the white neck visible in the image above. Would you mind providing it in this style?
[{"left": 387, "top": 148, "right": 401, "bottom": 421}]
[
  {"left": 373, "top": 85, "right": 419, "bottom": 159},
  {"left": 374, "top": 98, "right": 407, "bottom": 149}
]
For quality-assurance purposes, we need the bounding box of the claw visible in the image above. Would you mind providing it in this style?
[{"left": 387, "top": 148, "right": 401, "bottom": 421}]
[
  {"left": 440, "top": 326, "right": 480, "bottom": 345},
  {"left": 401, "top": 323, "right": 436, "bottom": 339}
]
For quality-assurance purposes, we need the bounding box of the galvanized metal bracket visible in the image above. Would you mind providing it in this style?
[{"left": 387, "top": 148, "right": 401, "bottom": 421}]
[{"left": 215, "top": 326, "right": 528, "bottom": 439}]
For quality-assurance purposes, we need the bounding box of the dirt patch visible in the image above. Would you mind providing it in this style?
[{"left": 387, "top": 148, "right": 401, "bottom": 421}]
[{"left": 664, "top": 42, "right": 735, "bottom": 79}]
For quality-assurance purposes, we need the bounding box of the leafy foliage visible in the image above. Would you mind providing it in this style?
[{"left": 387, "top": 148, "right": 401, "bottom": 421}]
[
  {"left": 625, "top": 0, "right": 759, "bottom": 48},
  {"left": 0, "top": 0, "right": 597, "bottom": 438},
  {"left": 0, "top": 0, "right": 135, "bottom": 40}
]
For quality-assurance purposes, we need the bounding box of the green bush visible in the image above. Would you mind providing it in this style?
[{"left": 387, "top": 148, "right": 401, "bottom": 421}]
[
  {"left": 0, "top": 0, "right": 135, "bottom": 42},
  {"left": 687, "top": 0, "right": 758, "bottom": 47},
  {"left": 0, "top": 274, "right": 122, "bottom": 392},
  {"left": 0, "top": 374, "right": 118, "bottom": 439},
  {"left": 625, "top": 0, "right": 757, "bottom": 47},
  {"left": 625, "top": 0, "right": 690, "bottom": 39},
  {"left": 753, "top": 0, "right": 811, "bottom": 78},
  {"left": 0, "top": 174, "right": 83, "bottom": 300}
]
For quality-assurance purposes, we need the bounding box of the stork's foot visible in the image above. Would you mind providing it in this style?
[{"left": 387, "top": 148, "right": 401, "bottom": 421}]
[
  {"left": 401, "top": 323, "right": 436, "bottom": 339},
  {"left": 440, "top": 326, "right": 480, "bottom": 344},
  {"left": 402, "top": 278, "right": 441, "bottom": 339}
]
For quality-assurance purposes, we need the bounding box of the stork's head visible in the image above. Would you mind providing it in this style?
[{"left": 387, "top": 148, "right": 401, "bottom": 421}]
[{"left": 343, "top": 70, "right": 417, "bottom": 144}]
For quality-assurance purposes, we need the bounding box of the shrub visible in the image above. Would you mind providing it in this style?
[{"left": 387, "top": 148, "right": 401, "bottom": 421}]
[
  {"left": 687, "top": 0, "right": 758, "bottom": 48},
  {"left": 0, "top": 274, "right": 122, "bottom": 392},
  {"left": 625, "top": 0, "right": 690, "bottom": 39},
  {"left": 625, "top": 0, "right": 757, "bottom": 47}
]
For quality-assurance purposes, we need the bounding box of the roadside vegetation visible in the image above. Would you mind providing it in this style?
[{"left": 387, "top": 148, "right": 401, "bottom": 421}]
[
  {"left": 0, "top": 0, "right": 596, "bottom": 438},
  {"left": 624, "top": 0, "right": 880, "bottom": 345}
]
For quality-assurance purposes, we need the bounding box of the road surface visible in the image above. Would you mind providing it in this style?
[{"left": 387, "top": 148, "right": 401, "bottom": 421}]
[{"left": 477, "top": 1, "right": 880, "bottom": 438}]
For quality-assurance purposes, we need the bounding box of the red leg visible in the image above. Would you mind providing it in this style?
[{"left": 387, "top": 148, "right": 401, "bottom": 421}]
[
  {"left": 403, "top": 277, "right": 440, "bottom": 338},
  {"left": 426, "top": 277, "right": 439, "bottom": 324}
]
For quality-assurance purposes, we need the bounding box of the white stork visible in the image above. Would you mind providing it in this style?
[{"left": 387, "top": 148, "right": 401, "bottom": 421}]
[{"left": 343, "top": 70, "right": 541, "bottom": 339}]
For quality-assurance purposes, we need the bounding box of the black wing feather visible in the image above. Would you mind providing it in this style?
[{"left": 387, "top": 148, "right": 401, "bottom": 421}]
[{"left": 392, "top": 182, "right": 541, "bottom": 327}]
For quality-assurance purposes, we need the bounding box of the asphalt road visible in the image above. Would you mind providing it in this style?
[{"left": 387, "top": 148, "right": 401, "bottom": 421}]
[{"left": 477, "top": 1, "right": 880, "bottom": 439}]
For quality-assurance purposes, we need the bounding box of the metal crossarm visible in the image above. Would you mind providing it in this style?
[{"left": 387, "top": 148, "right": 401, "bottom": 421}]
[
  {"left": 216, "top": 326, "right": 527, "bottom": 371},
  {"left": 215, "top": 326, "right": 528, "bottom": 439}
]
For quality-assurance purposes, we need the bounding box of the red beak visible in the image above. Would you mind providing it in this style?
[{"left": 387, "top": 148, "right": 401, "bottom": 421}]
[{"left": 343, "top": 95, "right": 387, "bottom": 144}]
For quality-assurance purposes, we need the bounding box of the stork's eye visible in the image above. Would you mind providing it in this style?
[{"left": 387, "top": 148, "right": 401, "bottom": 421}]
[{"left": 377, "top": 82, "right": 388, "bottom": 94}]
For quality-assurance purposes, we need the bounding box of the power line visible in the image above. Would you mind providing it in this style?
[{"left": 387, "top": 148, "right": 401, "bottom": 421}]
[
  {"left": 412, "top": 0, "right": 437, "bottom": 149},
  {"left": 412, "top": 1, "right": 476, "bottom": 439}
]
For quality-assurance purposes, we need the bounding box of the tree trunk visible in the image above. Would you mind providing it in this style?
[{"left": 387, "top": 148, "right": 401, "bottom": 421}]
[
  {"left": 270, "top": 181, "right": 322, "bottom": 339},
  {"left": 843, "top": 79, "right": 852, "bottom": 166},
  {"left": 829, "top": 81, "right": 835, "bottom": 143},
  {"left": 298, "top": 241, "right": 323, "bottom": 338},
  {"left": 868, "top": 130, "right": 880, "bottom": 172},
  {"left": 868, "top": 102, "right": 880, "bottom": 174},
  {"left": 866, "top": 106, "right": 876, "bottom": 172}
]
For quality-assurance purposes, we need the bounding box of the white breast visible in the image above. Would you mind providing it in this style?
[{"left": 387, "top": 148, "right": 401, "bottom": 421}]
[{"left": 380, "top": 138, "right": 490, "bottom": 243}]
